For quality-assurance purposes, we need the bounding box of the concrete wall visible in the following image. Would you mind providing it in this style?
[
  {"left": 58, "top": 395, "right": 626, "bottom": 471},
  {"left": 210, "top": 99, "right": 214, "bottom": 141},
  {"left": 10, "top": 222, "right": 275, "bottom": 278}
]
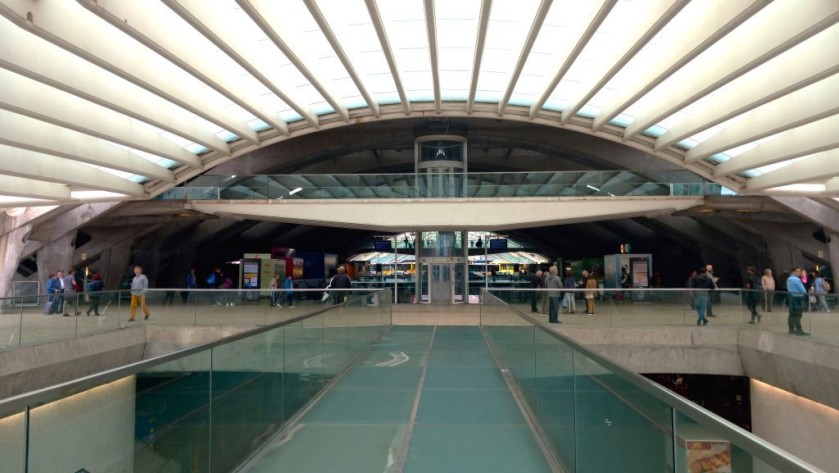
[
  {"left": 751, "top": 379, "right": 839, "bottom": 473},
  {"left": 0, "top": 376, "right": 136, "bottom": 473},
  {"left": 0, "top": 328, "right": 145, "bottom": 398}
]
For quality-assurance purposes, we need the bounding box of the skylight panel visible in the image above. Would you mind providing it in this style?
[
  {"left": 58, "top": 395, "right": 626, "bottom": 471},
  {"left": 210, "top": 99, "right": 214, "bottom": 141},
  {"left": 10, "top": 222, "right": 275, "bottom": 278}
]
[
  {"left": 477, "top": 0, "right": 542, "bottom": 101},
  {"left": 251, "top": 0, "right": 361, "bottom": 111},
  {"left": 70, "top": 191, "right": 131, "bottom": 200},
  {"left": 318, "top": 0, "right": 400, "bottom": 105},
  {"left": 377, "top": 0, "right": 433, "bottom": 101},
  {"left": 514, "top": 0, "right": 605, "bottom": 108},
  {"left": 436, "top": 0, "right": 480, "bottom": 100}
]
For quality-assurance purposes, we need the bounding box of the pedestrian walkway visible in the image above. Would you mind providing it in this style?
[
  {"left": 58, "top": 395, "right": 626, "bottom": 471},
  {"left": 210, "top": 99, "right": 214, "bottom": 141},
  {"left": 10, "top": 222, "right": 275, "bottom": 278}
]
[{"left": 241, "top": 325, "right": 553, "bottom": 473}]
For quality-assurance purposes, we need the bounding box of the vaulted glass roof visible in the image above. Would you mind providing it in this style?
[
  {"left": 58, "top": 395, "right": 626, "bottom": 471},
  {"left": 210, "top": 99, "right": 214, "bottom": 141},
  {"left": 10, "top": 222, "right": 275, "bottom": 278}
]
[{"left": 1, "top": 0, "right": 837, "bottom": 206}]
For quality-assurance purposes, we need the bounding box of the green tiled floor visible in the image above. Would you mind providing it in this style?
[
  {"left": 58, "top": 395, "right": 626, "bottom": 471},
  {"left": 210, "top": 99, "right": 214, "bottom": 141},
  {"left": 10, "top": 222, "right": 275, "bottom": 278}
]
[{"left": 242, "top": 326, "right": 552, "bottom": 473}]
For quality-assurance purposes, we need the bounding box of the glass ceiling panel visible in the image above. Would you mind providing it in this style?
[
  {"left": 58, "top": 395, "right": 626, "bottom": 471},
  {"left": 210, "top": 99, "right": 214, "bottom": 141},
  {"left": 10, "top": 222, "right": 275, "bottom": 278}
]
[
  {"left": 547, "top": 0, "right": 635, "bottom": 109},
  {"left": 585, "top": 0, "right": 700, "bottom": 117},
  {"left": 318, "top": 0, "right": 401, "bottom": 105},
  {"left": 475, "top": 0, "right": 541, "bottom": 102},
  {"left": 435, "top": 0, "right": 480, "bottom": 100},
  {"left": 252, "top": 0, "right": 364, "bottom": 107},
  {"left": 377, "top": 0, "right": 434, "bottom": 101}
]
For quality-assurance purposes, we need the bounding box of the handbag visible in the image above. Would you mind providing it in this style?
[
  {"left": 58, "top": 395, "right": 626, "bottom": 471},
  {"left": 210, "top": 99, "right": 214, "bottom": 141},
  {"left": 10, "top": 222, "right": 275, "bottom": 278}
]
[{"left": 321, "top": 277, "right": 334, "bottom": 302}]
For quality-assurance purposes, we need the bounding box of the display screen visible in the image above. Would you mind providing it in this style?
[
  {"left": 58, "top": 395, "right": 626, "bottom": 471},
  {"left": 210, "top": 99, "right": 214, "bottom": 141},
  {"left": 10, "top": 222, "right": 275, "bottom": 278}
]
[
  {"left": 374, "top": 240, "right": 393, "bottom": 251},
  {"left": 488, "top": 238, "right": 508, "bottom": 250}
]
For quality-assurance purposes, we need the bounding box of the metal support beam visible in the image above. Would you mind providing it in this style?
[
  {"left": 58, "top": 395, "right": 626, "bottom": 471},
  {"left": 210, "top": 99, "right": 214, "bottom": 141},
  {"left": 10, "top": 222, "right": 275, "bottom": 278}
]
[
  {"left": 498, "top": 0, "right": 552, "bottom": 116},
  {"left": 467, "top": 0, "right": 492, "bottom": 115},
  {"left": 365, "top": 0, "right": 410, "bottom": 114}
]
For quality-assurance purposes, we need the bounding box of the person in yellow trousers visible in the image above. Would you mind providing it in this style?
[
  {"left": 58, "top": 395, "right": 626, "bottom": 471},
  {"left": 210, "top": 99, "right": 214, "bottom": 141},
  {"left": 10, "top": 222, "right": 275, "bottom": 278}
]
[{"left": 128, "top": 265, "right": 150, "bottom": 322}]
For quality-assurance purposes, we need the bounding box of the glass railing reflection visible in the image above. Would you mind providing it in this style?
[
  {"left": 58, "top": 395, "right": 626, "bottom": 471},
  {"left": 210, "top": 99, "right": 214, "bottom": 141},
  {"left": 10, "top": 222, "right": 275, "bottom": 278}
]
[
  {"left": 0, "top": 290, "right": 391, "bottom": 472},
  {"left": 155, "top": 170, "right": 723, "bottom": 201},
  {"left": 480, "top": 292, "right": 821, "bottom": 473}
]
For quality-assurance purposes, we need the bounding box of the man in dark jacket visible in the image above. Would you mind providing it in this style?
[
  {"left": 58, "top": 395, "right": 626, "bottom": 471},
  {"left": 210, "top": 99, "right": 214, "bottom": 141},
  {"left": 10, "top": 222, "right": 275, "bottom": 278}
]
[
  {"left": 529, "top": 270, "right": 544, "bottom": 312},
  {"left": 330, "top": 265, "right": 352, "bottom": 304}
]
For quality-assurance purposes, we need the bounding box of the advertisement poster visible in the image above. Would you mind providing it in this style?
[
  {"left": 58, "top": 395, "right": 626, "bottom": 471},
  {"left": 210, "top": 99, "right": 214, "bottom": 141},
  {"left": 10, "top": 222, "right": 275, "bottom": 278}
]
[{"left": 685, "top": 440, "right": 731, "bottom": 473}]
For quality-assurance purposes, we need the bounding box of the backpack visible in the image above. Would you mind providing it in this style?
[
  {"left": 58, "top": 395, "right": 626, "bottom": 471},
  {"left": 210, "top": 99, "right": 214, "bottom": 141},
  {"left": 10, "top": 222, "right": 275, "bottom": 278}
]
[
  {"left": 824, "top": 280, "right": 831, "bottom": 292},
  {"left": 206, "top": 273, "right": 216, "bottom": 286}
]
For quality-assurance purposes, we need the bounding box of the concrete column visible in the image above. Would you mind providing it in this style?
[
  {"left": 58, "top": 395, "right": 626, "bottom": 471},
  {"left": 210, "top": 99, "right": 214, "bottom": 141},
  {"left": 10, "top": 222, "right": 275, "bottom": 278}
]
[
  {"left": 99, "top": 240, "right": 133, "bottom": 291},
  {"left": 766, "top": 240, "right": 798, "bottom": 276},
  {"left": 0, "top": 222, "right": 32, "bottom": 299},
  {"left": 829, "top": 233, "right": 839, "bottom": 294},
  {"left": 36, "top": 232, "right": 76, "bottom": 288}
]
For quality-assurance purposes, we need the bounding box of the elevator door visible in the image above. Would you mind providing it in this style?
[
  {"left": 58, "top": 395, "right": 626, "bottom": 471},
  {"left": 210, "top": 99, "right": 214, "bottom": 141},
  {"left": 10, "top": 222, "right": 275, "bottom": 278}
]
[{"left": 420, "top": 263, "right": 464, "bottom": 304}]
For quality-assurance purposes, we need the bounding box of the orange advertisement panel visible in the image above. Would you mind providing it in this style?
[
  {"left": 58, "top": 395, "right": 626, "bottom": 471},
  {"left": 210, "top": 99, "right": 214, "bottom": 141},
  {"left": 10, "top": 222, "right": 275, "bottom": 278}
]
[{"left": 686, "top": 440, "right": 731, "bottom": 473}]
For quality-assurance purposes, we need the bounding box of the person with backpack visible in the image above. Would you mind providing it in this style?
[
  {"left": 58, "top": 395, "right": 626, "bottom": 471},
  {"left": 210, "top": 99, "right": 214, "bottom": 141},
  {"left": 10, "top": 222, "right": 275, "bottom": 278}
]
[{"left": 813, "top": 271, "right": 831, "bottom": 313}]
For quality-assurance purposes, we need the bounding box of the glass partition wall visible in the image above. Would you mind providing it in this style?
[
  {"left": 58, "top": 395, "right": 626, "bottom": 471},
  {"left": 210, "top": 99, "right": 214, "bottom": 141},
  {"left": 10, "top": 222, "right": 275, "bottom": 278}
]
[
  {"left": 480, "top": 291, "right": 821, "bottom": 473},
  {"left": 0, "top": 291, "right": 391, "bottom": 472}
]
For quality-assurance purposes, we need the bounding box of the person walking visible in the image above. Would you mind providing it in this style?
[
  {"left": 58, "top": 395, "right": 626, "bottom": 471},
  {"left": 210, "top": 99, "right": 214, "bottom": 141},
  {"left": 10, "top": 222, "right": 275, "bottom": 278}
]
[
  {"left": 744, "top": 267, "right": 762, "bottom": 324},
  {"left": 63, "top": 268, "right": 81, "bottom": 316},
  {"left": 562, "top": 269, "right": 576, "bottom": 314},
  {"left": 281, "top": 276, "right": 295, "bottom": 308},
  {"left": 128, "top": 265, "right": 150, "bottom": 322},
  {"left": 184, "top": 268, "right": 197, "bottom": 304},
  {"left": 813, "top": 271, "right": 830, "bottom": 313},
  {"left": 705, "top": 264, "right": 718, "bottom": 317},
  {"left": 529, "top": 270, "right": 544, "bottom": 313},
  {"left": 270, "top": 273, "right": 280, "bottom": 306},
  {"left": 761, "top": 268, "right": 775, "bottom": 312},
  {"left": 692, "top": 267, "right": 714, "bottom": 326},
  {"left": 584, "top": 270, "right": 597, "bottom": 315},
  {"left": 786, "top": 267, "right": 808, "bottom": 335},
  {"left": 544, "top": 265, "right": 562, "bottom": 324},
  {"left": 85, "top": 273, "right": 104, "bottom": 316},
  {"left": 330, "top": 265, "right": 352, "bottom": 304}
]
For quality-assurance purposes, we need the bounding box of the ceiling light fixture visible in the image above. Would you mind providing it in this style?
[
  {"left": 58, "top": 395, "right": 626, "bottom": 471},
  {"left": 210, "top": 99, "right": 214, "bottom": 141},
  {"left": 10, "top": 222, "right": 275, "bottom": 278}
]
[{"left": 289, "top": 187, "right": 303, "bottom": 195}]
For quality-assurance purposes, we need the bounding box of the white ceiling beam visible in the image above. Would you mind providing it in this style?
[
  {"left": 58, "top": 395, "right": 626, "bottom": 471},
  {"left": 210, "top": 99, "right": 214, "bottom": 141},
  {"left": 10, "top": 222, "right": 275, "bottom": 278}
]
[
  {"left": 0, "top": 175, "right": 71, "bottom": 201},
  {"left": 0, "top": 69, "right": 202, "bottom": 168},
  {"left": 560, "top": 0, "right": 690, "bottom": 125},
  {"left": 591, "top": 0, "right": 769, "bottom": 131},
  {"left": 83, "top": 0, "right": 288, "bottom": 135},
  {"left": 746, "top": 149, "right": 839, "bottom": 192},
  {"left": 467, "top": 0, "right": 492, "bottom": 115},
  {"left": 685, "top": 76, "right": 839, "bottom": 162},
  {"left": 423, "top": 0, "right": 441, "bottom": 114},
  {"left": 497, "top": 0, "right": 552, "bottom": 116},
  {"left": 236, "top": 0, "right": 348, "bottom": 123},
  {"left": 624, "top": 0, "right": 839, "bottom": 140},
  {"left": 825, "top": 177, "right": 839, "bottom": 194},
  {"left": 0, "top": 0, "right": 260, "bottom": 144},
  {"left": 365, "top": 0, "right": 410, "bottom": 115},
  {"left": 528, "top": 0, "right": 616, "bottom": 119},
  {"left": 714, "top": 115, "right": 839, "bottom": 176},
  {"left": 0, "top": 17, "right": 230, "bottom": 156},
  {"left": 656, "top": 25, "right": 839, "bottom": 150},
  {"left": 0, "top": 110, "right": 175, "bottom": 183},
  {"left": 304, "top": 0, "right": 380, "bottom": 118},
  {"left": 0, "top": 145, "right": 145, "bottom": 196}
]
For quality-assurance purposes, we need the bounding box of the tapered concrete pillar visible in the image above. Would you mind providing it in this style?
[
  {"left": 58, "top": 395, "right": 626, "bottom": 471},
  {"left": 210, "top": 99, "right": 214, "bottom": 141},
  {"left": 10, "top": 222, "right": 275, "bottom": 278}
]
[
  {"left": 766, "top": 240, "right": 799, "bottom": 276},
  {"left": 99, "top": 240, "right": 134, "bottom": 291},
  {"left": 0, "top": 223, "right": 32, "bottom": 299},
  {"left": 36, "top": 232, "right": 76, "bottom": 289}
]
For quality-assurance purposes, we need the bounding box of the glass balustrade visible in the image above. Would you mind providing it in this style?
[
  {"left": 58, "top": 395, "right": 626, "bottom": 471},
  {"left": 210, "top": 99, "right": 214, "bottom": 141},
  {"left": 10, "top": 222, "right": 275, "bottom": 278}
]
[
  {"left": 154, "top": 171, "right": 725, "bottom": 201},
  {"left": 0, "top": 291, "right": 391, "bottom": 472},
  {"left": 0, "top": 288, "right": 385, "bottom": 351},
  {"left": 480, "top": 291, "right": 822, "bottom": 473}
]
